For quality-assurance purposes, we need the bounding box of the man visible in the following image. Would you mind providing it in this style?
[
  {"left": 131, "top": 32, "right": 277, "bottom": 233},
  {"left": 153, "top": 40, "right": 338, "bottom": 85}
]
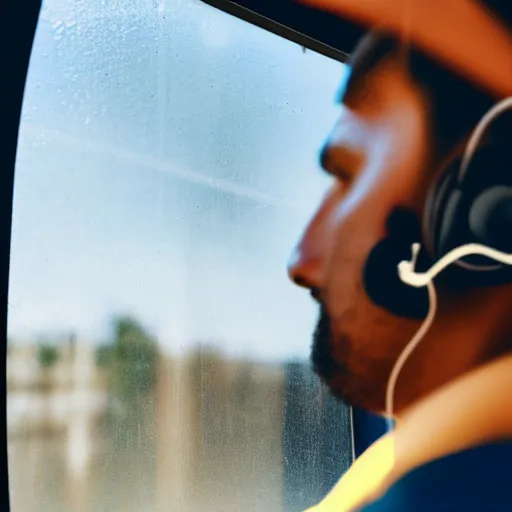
[{"left": 287, "top": 1, "right": 512, "bottom": 510}]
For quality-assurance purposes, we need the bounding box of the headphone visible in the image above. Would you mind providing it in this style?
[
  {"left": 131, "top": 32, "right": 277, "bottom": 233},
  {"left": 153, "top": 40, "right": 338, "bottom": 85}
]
[
  {"left": 385, "top": 96, "right": 512, "bottom": 428},
  {"left": 362, "top": 98, "right": 512, "bottom": 320},
  {"left": 422, "top": 97, "right": 512, "bottom": 289}
]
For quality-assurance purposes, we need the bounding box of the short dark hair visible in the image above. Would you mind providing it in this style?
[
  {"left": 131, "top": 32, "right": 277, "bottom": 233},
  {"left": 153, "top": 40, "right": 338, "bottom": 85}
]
[{"left": 343, "top": 30, "right": 497, "bottom": 162}]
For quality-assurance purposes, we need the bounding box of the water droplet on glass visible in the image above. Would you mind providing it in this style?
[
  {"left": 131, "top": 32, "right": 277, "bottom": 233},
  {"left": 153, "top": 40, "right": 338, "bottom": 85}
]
[{"left": 52, "top": 20, "right": 65, "bottom": 41}]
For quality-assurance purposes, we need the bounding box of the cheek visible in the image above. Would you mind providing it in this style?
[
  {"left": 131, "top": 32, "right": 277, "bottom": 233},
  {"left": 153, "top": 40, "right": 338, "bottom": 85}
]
[
  {"left": 322, "top": 116, "right": 430, "bottom": 315},
  {"left": 323, "top": 164, "right": 425, "bottom": 318},
  {"left": 325, "top": 208, "right": 419, "bottom": 362},
  {"left": 327, "top": 166, "right": 396, "bottom": 272},
  {"left": 327, "top": 141, "right": 428, "bottom": 260},
  {"left": 323, "top": 195, "right": 384, "bottom": 314}
]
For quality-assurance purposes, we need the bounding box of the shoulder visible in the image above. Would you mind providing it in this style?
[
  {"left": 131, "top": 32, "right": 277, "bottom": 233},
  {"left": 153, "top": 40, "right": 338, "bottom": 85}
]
[{"left": 360, "top": 441, "right": 512, "bottom": 512}]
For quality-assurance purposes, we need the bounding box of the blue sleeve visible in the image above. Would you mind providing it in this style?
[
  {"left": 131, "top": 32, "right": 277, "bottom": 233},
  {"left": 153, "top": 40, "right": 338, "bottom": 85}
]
[{"left": 358, "top": 441, "right": 512, "bottom": 512}]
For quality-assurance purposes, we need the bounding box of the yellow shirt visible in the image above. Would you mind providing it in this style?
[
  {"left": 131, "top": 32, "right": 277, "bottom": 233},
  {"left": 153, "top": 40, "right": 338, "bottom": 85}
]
[{"left": 305, "top": 355, "right": 512, "bottom": 512}]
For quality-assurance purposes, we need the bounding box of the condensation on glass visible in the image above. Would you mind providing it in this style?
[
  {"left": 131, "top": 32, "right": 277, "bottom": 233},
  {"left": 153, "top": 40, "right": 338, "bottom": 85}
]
[{"left": 7, "top": 0, "right": 352, "bottom": 511}]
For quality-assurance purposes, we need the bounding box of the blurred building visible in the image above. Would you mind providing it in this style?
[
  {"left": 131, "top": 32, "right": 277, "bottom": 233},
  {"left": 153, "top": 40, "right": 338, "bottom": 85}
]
[
  {"left": 156, "top": 347, "right": 284, "bottom": 512},
  {"left": 8, "top": 339, "right": 353, "bottom": 512},
  {"left": 7, "top": 338, "right": 108, "bottom": 437}
]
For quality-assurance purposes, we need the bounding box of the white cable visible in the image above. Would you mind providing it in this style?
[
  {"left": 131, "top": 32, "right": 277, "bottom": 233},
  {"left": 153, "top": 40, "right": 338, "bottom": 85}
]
[
  {"left": 387, "top": 242, "right": 512, "bottom": 430},
  {"left": 398, "top": 243, "right": 512, "bottom": 288},
  {"left": 384, "top": 96, "right": 512, "bottom": 429},
  {"left": 385, "top": 276, "right": 437, "bottom": 430}
]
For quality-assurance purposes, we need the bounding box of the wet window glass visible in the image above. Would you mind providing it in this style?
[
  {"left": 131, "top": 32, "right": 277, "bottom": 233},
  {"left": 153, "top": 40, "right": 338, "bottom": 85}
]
[{"left": 7, "top": 1, "right": 352, "bottom": 511}]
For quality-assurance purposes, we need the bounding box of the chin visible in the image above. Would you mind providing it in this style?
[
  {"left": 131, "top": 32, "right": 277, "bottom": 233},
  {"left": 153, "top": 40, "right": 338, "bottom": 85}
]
[
  {"left": 311, "top": 351, "right": 381, "bottom": 412},
  {"left": 327, "top": 375, "right": 387, "bottom": 414},
  {"left": 311, "top": 341, "right": 390, "bottom": 413},
  {"left": 311, "top": 303, "right": 398, "bottom": 413}
]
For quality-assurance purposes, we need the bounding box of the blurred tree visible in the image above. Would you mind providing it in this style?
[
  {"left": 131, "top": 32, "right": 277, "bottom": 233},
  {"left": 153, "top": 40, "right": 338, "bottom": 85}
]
[
  {"left": 102, "top": 315, "right": 159, "bottom": 452},
  {"left": 36, "top": 343, "right": 61, "bottom": 393},
  {"left": 95, "top": 344, "right": 114, "bottom": 367},
  {"left": 37, "top": 344, "right": 60, "bottom": 368},
  {"left": 111, "top": 315, "right": 159, "bottom": 397}
]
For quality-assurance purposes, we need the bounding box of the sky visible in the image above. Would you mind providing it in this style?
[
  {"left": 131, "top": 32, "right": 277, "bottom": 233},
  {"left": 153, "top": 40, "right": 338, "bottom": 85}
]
[{"left": 8, "top": 0, "right": 348, "bottom": 361}]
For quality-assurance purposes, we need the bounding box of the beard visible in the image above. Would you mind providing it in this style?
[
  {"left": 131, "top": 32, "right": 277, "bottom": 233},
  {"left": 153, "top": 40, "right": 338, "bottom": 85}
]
[
  {"left": 311, "top": 303, "right": 339, "bottom": 381},
  {"left": 310, "top": 303, "right": 353, "bottom": 405},
  {"left": 309, "top": 207, "right": 433, "bottom": 409},
  {"left": 309, "top": 302, "right": 390, "bottom": 412}
]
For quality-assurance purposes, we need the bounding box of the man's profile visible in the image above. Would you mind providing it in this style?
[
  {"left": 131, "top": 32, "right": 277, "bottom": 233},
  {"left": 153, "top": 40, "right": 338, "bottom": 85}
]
[{"left": 287, "top": 1, "right": 512, "bottom": 510}]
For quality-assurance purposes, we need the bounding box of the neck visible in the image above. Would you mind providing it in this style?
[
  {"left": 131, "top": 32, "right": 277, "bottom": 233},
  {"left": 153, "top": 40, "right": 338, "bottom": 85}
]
[{"left": 395, "top": 353, "right": 512, "bottom": 456}]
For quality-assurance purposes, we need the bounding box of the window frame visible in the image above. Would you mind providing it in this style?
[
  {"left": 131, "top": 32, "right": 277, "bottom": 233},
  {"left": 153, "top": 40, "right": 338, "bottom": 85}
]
[
  {"left": 199, "top": 0, "right": 363, "bottom": 63},
  {"left": 3, "top": 2, "right": 44, "bottom": 510}
]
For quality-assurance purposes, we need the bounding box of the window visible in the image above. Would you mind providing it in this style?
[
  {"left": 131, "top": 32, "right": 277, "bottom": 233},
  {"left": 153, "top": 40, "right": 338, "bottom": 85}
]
[{"left": 8, "top": 1, "right": 352, "bottom": 510}]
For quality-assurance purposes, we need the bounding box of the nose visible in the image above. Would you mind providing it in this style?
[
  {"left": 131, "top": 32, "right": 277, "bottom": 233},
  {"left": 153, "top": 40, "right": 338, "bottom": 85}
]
[
  {"left": 287, "top": 231, "right": 324, "bottom": 290},
  {"left": 288, "top": 245, "right": 320, "bottom": 289},
  {"left": 287, "top": 184, "right": 341, "bottom": 290}
]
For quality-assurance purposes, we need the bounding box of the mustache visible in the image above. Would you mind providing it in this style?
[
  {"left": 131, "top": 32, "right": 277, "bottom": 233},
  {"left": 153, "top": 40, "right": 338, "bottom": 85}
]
[{"left": 310, "top": 288, "right": 322, "bottom": 303}]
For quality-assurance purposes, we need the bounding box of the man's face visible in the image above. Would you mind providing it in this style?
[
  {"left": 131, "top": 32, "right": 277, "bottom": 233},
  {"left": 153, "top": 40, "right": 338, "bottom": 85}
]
[{"left": 288, "top": 57, "right": 437, "bottom": 413}]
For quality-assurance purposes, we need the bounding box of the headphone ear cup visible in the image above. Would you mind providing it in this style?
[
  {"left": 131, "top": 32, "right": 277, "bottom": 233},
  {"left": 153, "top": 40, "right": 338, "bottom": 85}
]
[
  {"left": 469, "top": 186, "right": 512, "bottom": 253},
  {"left": 424, "top": 160, "right": 461, "bottom": 260},
  {"left": 425, "top": 146, "right": 512, "bottom": 288},
  {"left": 436, "top": 188, "right": 465, "bottom": 258}
]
